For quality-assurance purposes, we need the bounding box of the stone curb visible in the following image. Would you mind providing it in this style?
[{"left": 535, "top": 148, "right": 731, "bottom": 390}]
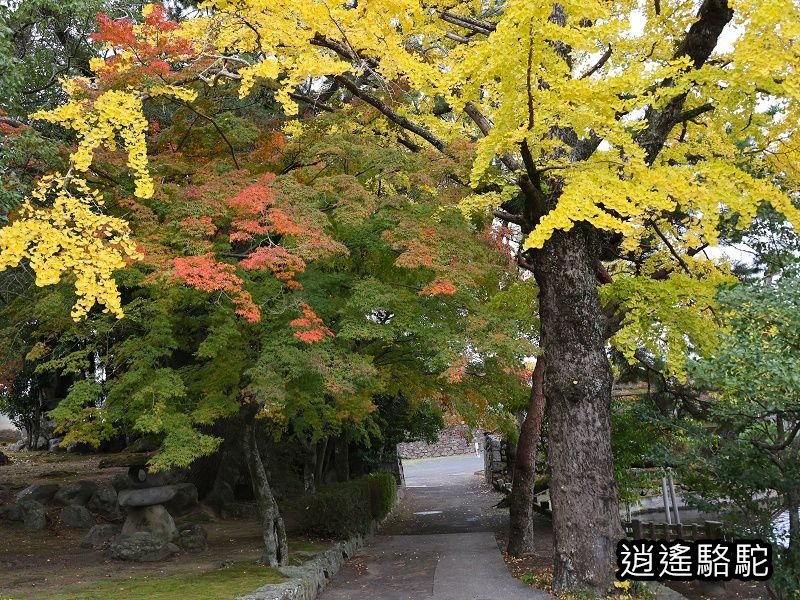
[
  {"left": 236, "top": 532, "right": 369, "bottom": 600},
  {"left": 646, "top": 581, "right": 690, "bottom": 600},
  {"left": 237, "top": 488, "right": 403, "bottom": 600}
]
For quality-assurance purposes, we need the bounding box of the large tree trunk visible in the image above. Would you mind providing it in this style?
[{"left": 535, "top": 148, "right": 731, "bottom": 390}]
[
  {"left": 242, "top": 420, "right": 288, "bottom": 567},
  {"left": 507, "top": 358, "right": 546, "bottom": 556},
  {"left": 534, "top": 225, "right": 622, "bottom": 595}
]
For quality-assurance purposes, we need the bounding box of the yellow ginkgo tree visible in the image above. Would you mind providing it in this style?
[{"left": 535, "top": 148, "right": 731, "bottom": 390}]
[{"left": 2, "top": 0, "right": 799, "bottom": 594}]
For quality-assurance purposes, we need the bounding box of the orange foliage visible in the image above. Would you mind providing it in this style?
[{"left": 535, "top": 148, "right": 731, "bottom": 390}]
[
  {"left": 419, "top": 277, "right": 457, "bottom": 296},
  {"left": 172, "top": 254, "right": 260, "bottom": 322},
  {"left": 90, "top": 5, "right": 198, "bottom": 87},
  {"left": 482, "top": 222, "right": 516, "bottom": 263},
  {"left": 240, "top": 246, "right": 306, "bottom": 284},
  {"left": 290, "top": 302, "right": 334, "bottom": 344},
  {"left": 178, "top": 216, "right": 217, "bottom": 238},
  {"left": 392, "top": 238, "right": 434, "bottom": 268}
]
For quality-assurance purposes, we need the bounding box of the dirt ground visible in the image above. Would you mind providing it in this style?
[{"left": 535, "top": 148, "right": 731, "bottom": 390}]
[
  {"left": 496, "top": 519, "right": 770, "bottom": 600},
  {"left": 0, "top": 449, "right": 129, "bottom": 492},
  {"left": 0, "top": 517, "right": 268, "bottom": 597},
  {"left": 0, "top": 449, "right": 310, "bottom": 599}
]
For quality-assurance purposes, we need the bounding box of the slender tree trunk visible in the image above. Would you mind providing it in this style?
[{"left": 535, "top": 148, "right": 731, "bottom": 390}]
[
  {"left": 242, "top": 420, "right": 288, "bottom": 567},
  {"left": 204, "top": 426, "right": 244, "bottom": 514},
  {"left": 315, "top": 436, "right": 329, "bottom": 484},
  {"left": 299, "top": 438, "right": 317, "bottom": 493},
  {"left": 334, "top": 437, "right": 350, "bottom": 482},
  {"left": 507, "top": 358, "right": 546, "bottom": 556},
  {"left": 787, "top": 485, "right": 800, "bottom": 579},
  {"left": 533, "top": 225, "right": 622, "bottom": 595}
]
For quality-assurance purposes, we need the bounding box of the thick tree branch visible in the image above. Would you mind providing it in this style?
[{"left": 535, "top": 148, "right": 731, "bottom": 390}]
[
  {"left": 310, "top": 34, "right": 379, "bottom": 69},
  {"left": 494, "top": 208, "right": 528, "bottom": 228},
  {"left": 333, "top": 75, "right": 447, "bottom": 151},
  {"left": 440, "top": 11, "right": 496, "bottom": 35},
  {"left": 650, "top": 221, "right": 692, "bottom": 276},
  {"left": 579, "top": 45, "right": 612, "bottom": 79},
  {"left": 634, "top": 0, "right": 733, "bottom": 164},
  {"left": 675, "top": 102, "right": 715, "bottom": 123},
  {"left": 0, "top": 116, "right": 26, "bottom": 128},
  {"left": 288, "top": 92, "right": 337, "bottom": 113},
  {"left": 752, "top": 419, "right": 800, "bottom": 453},
  {"left": 445, "top": 31, "right": 470, "bottom": 43},
  {"left": 177, "top": 101, "right": 241, "bottom": 170},
  {"left": 463, "top": 102, "right": 547, "bottom": 224}
]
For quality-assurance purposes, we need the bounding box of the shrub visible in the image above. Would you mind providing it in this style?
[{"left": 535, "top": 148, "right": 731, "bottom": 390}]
[
  {"left": 283, "top": 472, "right": 397, "bottom": 539},
  {"left": 365, "top": 472, "right": 396, "bottom": 520}
]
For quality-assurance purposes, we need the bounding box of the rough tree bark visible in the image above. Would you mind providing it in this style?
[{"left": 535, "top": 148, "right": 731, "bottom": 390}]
[
  {"left": 242, "top": 420, "right": 288, "bottom": 567},
  {"left": 507, "top": 358, "right": 546, "bottom": 556},
  {"left": 534, "top": 225, "right": 622, "bottom": 594}
]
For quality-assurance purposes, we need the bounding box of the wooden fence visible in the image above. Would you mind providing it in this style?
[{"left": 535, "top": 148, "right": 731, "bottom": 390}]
[{"left": 623, "top": 519, "right": 728, "bottom": 541}]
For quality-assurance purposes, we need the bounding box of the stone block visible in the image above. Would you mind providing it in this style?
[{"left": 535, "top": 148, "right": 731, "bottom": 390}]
[
  {"left": 19, "top": 499, "right": 47, "bottom": 530},
  {"left": 121, "top": 504, "right": 177, "bottom": 542},
  {"left": 81, "top": 523, "right": 120, "bottom": 549},
  {"left": 61, "top": 505, "right": 94, "bottom": 528},
  {"left": 16, "top": 483, "right": 59, "bottom": 503},
  {"left": 110, "top": 532, "right": 180, "bottom": 562},
  {"left": 118, "top": 485, "right": 179, "bottom": 507},
  {"left": 54, "top": 480, "right": 97, "bottom": 506}
]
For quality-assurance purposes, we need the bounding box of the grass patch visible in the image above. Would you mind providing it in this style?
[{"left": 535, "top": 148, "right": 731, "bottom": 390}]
[
  {"left": 286, "top": 536, "right": 329, "bottom": 565},
  {"left": 35, "top": 561, "right": 286, "bottom": 600},
  {"left": 287, "top": 537, "right": 326, "bottom": 553}
]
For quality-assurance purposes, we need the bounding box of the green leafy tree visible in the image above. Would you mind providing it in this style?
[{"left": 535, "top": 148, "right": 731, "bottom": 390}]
[{"left": 679, "top": 279, "right": 800, "bottom": 599}]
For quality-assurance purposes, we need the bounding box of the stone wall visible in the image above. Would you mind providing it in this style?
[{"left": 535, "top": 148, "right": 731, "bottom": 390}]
[
  {"left": 397, "top": 425, "right": 480, "bottom": 459},
  {"left": 483, "top": 432, "right": 511, "bottom": 492}
]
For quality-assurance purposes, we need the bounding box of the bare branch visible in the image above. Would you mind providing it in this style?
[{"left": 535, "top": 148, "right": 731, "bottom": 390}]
[{"left": 634, "top": 0, "right": 733, "bottom": 164}]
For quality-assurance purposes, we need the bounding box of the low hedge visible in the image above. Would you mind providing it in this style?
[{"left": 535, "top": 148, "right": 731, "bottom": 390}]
[{"left": 284, "top": 472, "right": 397, "bottom": 539}]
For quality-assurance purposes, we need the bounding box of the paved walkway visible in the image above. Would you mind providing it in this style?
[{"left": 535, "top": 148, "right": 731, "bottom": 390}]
[{"left": 319, "top": 454, "right": 552, "bottom": 600}]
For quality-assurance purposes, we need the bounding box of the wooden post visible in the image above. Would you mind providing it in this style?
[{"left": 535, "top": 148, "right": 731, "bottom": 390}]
[
  {"left": 706, "top": 520, "right": 723, "bottom": 539},
  {"left": 667, "top": 469, "right": 681, "bottom": 524},
  {"left": 661, "top": 476, "right": 672, "bottom": 524},
  {"left": 632, "top": 519, "right": 643, "bottom": 538}
]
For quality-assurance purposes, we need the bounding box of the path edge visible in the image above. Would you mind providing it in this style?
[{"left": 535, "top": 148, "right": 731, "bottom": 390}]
[{"left": 237, "top": 486, "right": 404, "bottom": 600}]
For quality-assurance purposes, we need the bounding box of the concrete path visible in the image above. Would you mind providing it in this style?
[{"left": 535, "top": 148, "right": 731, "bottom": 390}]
[{"left": 318, "top": 454, "right": 552, "bottom": 600}]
